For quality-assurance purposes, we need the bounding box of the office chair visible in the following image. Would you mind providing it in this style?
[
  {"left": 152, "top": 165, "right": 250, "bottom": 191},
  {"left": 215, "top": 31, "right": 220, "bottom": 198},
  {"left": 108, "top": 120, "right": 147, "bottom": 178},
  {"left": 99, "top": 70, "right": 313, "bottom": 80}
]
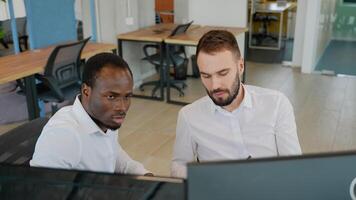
[
  {"left": 253, "top": 13, "right": 278, "bottom": 45},
  {"left": 18, "top": 37, "right": 90, "bottom": 115},
  {"left": 0, "top": 17, "right": 29, "bottom": 51},
  {"left": 140, "top": 21, "right": 193, "bottom": 97},
  {"left": 0, "top": 117, "right": 49, "bottom": 165}
]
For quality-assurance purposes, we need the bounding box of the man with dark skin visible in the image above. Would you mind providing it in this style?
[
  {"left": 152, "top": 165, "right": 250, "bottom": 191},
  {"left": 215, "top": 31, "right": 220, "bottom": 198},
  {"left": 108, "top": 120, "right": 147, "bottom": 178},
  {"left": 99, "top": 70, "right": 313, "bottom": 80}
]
[
  {"left": 81, "top": 56, "right": 133, "bottom": 131},
  {"left": 31, "top": 53, "right": 151, "bottom": 175}
]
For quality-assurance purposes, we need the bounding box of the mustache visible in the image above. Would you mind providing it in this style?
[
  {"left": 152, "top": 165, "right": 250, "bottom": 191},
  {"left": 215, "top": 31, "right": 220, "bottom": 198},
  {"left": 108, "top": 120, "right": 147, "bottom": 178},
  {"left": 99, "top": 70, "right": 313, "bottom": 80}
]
[
  {"left": 113, "top": 111, "right": 126, "bottom": 117},
  {"left": 211, "top": 88, "right": 229, "bottom": 94}
]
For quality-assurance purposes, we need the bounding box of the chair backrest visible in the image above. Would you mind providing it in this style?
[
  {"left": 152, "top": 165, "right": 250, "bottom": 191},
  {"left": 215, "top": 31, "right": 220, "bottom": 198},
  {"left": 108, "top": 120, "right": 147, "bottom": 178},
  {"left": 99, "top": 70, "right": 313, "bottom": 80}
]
[
  {"left": 0, "top": 117, "right": 49, "bottom": 166},
  {"left": 167, "top": 21, "right": 193, "bottom": 56},
  {"left": 169, "top": 21, "right": 194, "bottom": 37},
  {"left": 44, "top": 37, "right": 90, "bottom": 89}
]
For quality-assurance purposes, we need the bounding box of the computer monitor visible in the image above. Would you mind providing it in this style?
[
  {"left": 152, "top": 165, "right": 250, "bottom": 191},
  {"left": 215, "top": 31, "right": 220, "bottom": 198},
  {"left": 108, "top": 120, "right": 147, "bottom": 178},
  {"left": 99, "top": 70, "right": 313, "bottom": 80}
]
[
  {"left": 0, "top": 164, "right": 184, "bottom": 200},
  {"left": 187, "top": 151, "right": 356, "bottom": 200}
]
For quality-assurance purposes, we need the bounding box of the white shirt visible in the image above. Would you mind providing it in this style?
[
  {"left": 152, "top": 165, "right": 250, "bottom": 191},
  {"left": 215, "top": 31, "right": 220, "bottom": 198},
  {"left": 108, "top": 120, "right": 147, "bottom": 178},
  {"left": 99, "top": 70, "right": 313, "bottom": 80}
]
[
  {"left": 171, "top": 85, "right": 301, "bottom": 178},
  {"left": 30, "top": 96, "right": 148, "bottom": 175}
]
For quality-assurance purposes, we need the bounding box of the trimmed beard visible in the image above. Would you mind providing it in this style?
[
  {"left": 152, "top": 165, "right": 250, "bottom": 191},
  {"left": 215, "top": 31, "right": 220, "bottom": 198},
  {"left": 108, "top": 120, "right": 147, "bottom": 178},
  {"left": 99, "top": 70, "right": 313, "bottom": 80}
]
[{"left": 207, "top": 71, "right": 241, "bottom": 107}]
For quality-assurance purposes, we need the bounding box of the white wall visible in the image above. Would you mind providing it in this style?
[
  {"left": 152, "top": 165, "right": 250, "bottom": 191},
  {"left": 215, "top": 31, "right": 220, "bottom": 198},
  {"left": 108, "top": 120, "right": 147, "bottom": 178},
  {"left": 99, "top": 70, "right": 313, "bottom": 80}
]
[
  {"left": 188, "top": 0, "right": 247, "bottom": 27},
  {"left": 174, "top": 0, "right": 189, "bottom": 24},
  {"left": 96, "top": 0, "right": 117, "bottom": 43},
  {"left": 81, "top": 0, "right": 92, "bottom": 40},
  {"left": 174, "top": 0, "right": 248, "bottom": 75},
  {"left": 187, "top": 0, "right": 248, "bottom": 58},
  {"left": 81, "top": 0, "right": 155, "bottom": 87},
  {"left": 292, "top": 0, "right": 307, "bottom": 67},
  {"left": 0, "top": 0, "right": 26, "bottom": 20},
  {"left": 0, "top": 1, "right": 8, "bottom": 20},
  {"left": 138, "top": 0, "right": 155, "bottom": 28},
  {"left": 301, "top": 0, "right": 337, "bottom": 73}
]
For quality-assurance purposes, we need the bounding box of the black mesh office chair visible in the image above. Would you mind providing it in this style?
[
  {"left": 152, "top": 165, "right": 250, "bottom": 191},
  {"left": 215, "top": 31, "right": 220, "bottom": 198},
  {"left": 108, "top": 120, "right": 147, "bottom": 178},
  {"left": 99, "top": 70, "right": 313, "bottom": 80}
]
[
  {"left": 0, "top": 17, "right": 28, "bottom": 51},
  {"left": 0, "top": 117, "right": 49, "bottom": 165},
  {"left": 37, "top": 37, "right": 90, "bottom": 114},
  {"left": 253, "top": 13, "right": 278, "bottom": 45},
  {"left": 140, "top": 21, "right": 193, "bottom": 97},
  {"left": 18, "top": 37, "right": 90, "bottom": 115}
]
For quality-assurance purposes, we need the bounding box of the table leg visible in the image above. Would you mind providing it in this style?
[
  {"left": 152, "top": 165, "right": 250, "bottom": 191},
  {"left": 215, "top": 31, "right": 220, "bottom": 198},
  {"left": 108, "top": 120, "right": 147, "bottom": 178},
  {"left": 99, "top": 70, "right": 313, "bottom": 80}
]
[
  {"left": 159, "top": 42, "right": 165, "bottom": 100},
  {"left": 165, "top": 43, "right": 171, "bottom": 102},
  {"left": 117, "top": 39, "right": 123, "bottom": 57},
  {"left": 24, "top": 75, "right": 40, "bottom": 120}
]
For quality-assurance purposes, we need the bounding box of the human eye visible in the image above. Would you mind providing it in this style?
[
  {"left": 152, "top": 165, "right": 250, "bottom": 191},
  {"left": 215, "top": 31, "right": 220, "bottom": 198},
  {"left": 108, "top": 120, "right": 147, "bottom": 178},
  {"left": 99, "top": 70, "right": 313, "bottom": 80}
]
[
  {"left": 107, "top": 95, "right": 116, "bottom": 100},
  {"left": 124, "top": 94, "right": 133, "bottom": 100},
  {"left": 218, "top": 70, "right": 229, "bottom": 76},
  {"left": 201, "top": 74, "right": 211, "bottom": 79}
]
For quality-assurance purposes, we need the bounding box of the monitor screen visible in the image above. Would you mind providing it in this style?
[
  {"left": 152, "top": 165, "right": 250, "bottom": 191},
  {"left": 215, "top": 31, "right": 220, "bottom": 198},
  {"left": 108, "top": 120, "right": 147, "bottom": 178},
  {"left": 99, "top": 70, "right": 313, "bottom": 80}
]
[
  {"left": 187, "top": 151, "right": 356, "bottom": 200},
  {"left": 0, "top": 164, "right": 184, "bottom": 200}
]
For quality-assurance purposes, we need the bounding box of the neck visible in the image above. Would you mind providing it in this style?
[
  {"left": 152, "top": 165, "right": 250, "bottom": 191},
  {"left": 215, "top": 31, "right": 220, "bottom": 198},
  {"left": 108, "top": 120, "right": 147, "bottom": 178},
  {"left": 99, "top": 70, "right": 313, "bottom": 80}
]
[
  {"left": 223, "top": 83, "right": 244, "bottom": 112},
  {"left": 90, "top": 115, "right": 108, "bottom": 133},
  {"left": 80, "top": 95, "right": 108, "bottom": 133}
]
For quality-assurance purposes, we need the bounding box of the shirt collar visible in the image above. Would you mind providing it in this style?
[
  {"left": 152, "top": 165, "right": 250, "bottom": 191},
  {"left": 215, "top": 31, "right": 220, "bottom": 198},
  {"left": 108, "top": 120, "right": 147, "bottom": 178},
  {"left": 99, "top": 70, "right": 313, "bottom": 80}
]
[
  {"left": 208, "top": 84, "right": 253, "bottom": 115},
  {"left": 72, "top": 95, "right": 116, "bottom": 136}
]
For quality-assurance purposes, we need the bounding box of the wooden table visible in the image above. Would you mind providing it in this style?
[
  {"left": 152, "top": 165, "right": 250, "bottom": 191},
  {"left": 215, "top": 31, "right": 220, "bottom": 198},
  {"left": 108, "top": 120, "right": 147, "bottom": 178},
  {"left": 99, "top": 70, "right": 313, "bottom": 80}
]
[
  {"left": 165, "top": 26, "right": 248, "bottom": 46},
  {"left": 250, "top": 2, "right": 297, "bottom": 50},
  {"left": 0, "top": 42, "right": 117, "bottom": 120},
  {"left": 254, "top": 2, "right": 297, "bottom": 13},
  {"left": 164, "top": 26, "right": 249, "bottom": 105},
  {"left": 117, "top": 23, "right": 200, "bottom": 101}
]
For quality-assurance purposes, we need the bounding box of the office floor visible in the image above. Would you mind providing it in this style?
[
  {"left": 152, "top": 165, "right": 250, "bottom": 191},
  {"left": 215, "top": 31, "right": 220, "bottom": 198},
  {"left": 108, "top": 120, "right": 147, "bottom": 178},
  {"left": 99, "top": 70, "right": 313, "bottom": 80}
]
[
  {"left": 246, "top": 39, "right": 294, "bottom": 63},
  {"left": 1, "top": 61, "right": 356, "bottom": 177}
]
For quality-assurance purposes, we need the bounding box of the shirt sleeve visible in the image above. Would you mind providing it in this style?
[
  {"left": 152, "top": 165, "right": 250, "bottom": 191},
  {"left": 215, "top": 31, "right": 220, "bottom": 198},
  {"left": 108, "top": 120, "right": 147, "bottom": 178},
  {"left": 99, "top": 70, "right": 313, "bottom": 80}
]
[
  {"left": 171, "top": 109, "right": 197, "bottom": 178},
  {"left": 275, "top": 94, "right": 302, "bottom": 156},
  {"left": 115, "top": 138, "right": 149, "bottom": 175},
  {"left": 30, "top": 126, "right": 81, "bottom": 169}
]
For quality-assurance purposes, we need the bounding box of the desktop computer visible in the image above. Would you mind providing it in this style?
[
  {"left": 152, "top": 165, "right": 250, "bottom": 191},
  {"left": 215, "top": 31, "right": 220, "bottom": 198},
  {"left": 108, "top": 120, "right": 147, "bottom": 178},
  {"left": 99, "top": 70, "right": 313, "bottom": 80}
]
[
  {"left": 188, "top": 151, "right": 356, "bottom": 200},
  {"left": 0, "top": 164, "right": 184, "bottom": 200}
]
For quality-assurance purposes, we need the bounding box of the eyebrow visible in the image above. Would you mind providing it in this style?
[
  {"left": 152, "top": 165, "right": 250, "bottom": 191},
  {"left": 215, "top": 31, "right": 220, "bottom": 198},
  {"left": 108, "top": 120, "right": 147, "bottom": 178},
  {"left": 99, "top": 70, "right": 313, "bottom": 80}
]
[
  {"left": 200, "top": 68, "right": 230, "bottom": 75},
  {"left": 105, "top": 91, "right": 133, "bottom": 96}
]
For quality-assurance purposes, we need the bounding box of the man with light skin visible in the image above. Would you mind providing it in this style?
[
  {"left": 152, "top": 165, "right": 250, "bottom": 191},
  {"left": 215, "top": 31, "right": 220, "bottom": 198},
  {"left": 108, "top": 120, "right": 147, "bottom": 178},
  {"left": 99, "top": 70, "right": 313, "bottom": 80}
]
[
  {"left": 171, "top": 30, "right": 301, "bottom": 178},
  {"left": 31, "top": 53, "right": 152, "bottom": 176}
]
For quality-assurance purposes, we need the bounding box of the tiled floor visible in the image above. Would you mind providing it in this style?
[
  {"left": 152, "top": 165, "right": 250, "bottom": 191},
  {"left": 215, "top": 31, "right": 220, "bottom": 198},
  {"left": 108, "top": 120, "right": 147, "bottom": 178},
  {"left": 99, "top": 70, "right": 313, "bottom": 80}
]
[{"left": 1, "top": 61, "right": 356, "bottom": 177}]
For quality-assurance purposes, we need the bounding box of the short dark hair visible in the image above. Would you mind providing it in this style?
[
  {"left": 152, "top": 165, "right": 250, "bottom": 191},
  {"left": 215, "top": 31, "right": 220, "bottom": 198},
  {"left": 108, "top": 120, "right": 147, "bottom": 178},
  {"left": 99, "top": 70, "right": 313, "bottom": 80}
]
[
  {"left": 196, "top": 30, "right": 241, "bottom": 59},
  {"left": 82, "top": 53, "right": 133, "bottom": 87}
]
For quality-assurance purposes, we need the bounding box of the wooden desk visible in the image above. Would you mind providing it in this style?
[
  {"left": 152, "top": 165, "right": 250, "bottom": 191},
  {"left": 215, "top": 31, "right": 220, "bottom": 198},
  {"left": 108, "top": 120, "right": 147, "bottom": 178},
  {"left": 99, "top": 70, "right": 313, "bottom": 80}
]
[
  {"left": 164, "top": 26, "right": 249, "bottom": 105},
  {"left": 254, "top": 2, "right": 296, "bottom": 13},
  {"left": 117, "top": 23, "right": 177, "bottom": 43},
  {"left": 250, "top": 2, "right": 297, "bottom": 50},
  {"left": 117, "top": 23, "right": 200, "bottom": 101},
  {"left": 0, "top": 42, "right": 117, "bottom": 119},
  {"left": 117, "top": 23, "right": 200, "bottom": 43},
  {"left": 165, "top": 26, "right": 248, "bottom": 46}
]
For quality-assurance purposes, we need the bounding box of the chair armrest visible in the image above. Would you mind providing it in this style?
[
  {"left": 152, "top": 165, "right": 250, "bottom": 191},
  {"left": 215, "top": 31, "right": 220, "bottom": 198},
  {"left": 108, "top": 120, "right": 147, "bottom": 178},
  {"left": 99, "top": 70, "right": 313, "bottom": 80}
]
[{"left": 35, "top": 74, "right": 65, "bottom": 102}]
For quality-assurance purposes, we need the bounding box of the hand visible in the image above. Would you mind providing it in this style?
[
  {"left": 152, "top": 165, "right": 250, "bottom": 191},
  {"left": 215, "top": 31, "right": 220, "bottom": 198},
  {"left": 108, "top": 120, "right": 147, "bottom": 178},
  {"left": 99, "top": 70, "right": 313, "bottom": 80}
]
[{"left": 144, "top": 173, "right": 154, "bottom": 176}]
